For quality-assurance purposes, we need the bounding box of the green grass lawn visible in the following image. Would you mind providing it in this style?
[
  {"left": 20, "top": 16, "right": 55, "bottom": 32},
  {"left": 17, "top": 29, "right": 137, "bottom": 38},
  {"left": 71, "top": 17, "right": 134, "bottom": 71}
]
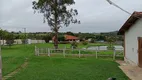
[
  {"left": 2, "top": 45, "right": 34, "bottom": 76},
  {"left": 8, "top": 57, "right": 128, "bottom": 80},
  {"left": 1, "top": 43, "right": 128, "bottom": 80}
]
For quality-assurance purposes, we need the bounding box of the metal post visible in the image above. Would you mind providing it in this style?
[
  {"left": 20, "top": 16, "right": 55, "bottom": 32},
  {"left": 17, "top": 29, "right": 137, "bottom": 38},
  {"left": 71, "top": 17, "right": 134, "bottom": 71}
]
[{"left": 23, "top": 28, "right": 27, "bottom": 45}]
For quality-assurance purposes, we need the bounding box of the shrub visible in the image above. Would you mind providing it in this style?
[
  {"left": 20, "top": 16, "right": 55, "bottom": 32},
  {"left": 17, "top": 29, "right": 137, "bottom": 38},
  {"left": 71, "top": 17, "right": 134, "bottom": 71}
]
[
  {"left": 71, "top": 41, "right": 78, "bottom": 49},
  {"left": 22, "top": 39, "right": 26, "bottom": 44},
  {"left": 58, "top": 35, "right": 65, "bottom": 41},
  {"left": 5, "top": 33, "right": 15, "bottom": 47},
  {"left": 42, "top": 35, "right": 52, "bottom": 43},
  {"left": 82, "top": 41, "right": 88, "bottom": 45},
  {"left": 6, "top": 40, "right": 14, "bottom": 47},
  {"left": 90, "top": 39, "right": 95, "bottom": 43}
]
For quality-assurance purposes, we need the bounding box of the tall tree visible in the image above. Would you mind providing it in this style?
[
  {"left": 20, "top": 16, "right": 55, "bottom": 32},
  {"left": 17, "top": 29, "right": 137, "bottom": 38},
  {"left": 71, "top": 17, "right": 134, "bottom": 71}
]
[{"left": 32, "top": 0, "right": 80, "bottom": 49}]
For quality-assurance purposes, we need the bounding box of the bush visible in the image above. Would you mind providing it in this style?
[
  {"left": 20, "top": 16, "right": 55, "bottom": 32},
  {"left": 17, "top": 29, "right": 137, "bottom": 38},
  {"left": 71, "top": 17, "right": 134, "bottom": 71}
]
[
  {"left": 43, "top": 35, "right": 52, "bottom": 43},
  {"left": 22, "top": 39, "right": 26, "bottom": 44},
  {"left": 58, "top": 35, "right": 65, "bottom": 41},
  {"left": 6, "top": 40, "right": 14, "bottom": 47},
  {"left": 82, "top": 41, "right": 88, "bottom": 45},
  {"left": 5, "top": 33, "right": 15, "bottom": 47},
  {"left": 90, "top": 39, "right": 95, "bottom": 43},
  {"left": 71, "top": 41, "right": 78, "bottom": 49}
]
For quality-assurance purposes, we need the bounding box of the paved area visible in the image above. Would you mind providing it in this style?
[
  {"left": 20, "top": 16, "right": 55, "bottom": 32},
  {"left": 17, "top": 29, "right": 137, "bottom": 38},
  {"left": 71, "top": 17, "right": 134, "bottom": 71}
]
[{"left": 116, "top": 60, "right": 142, "bottom": 80}]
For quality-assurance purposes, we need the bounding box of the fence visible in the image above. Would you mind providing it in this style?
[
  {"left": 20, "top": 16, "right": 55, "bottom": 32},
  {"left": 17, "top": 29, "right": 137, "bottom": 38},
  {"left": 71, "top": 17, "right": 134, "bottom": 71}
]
[{"left": 35, "top": 46, "right": 124, "bottom": 60}]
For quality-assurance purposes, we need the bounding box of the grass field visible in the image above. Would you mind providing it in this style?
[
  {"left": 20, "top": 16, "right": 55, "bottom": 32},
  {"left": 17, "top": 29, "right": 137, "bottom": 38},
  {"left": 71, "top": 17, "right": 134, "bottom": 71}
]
[{"left": 1, "top": 43, "right": 128, "bottom": 80}]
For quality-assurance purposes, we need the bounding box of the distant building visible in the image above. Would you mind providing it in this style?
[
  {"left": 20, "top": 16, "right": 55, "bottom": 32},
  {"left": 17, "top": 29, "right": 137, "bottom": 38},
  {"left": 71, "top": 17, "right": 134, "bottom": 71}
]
[
  {"left": 118, "top": 11, "right": 142, "bottom": 67},
  {"left": 52, "top": 35, "right": 79, "bottom": 42},
  {"left": 64, "top": 35, "right": 79, "bottom": 41}
]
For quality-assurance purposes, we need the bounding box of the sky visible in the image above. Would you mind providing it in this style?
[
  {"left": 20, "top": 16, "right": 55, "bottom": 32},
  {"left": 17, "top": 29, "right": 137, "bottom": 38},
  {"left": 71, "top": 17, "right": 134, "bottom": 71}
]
[{"left": 0, "top": 0, "right": 142, "bottom": 33}]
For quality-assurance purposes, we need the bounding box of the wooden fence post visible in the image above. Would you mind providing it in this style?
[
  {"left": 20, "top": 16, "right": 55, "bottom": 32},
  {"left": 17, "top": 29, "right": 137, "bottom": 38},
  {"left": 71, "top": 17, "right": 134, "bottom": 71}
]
[
  {"left": 63, "top": 49, "right": 66, "bottom": 58},
  {"left": 37, "top": 48, "right": 39, "bottom": 56},
  {"left": 96, "top": 50, "right": 98, "bottom": 59},
  {"left": 35, "top": 46, "right": 37, "bottom": 56},
  {"left": 72, "top": 46, "right": 73, "bottom": 51},
  {"left": 113, "top": 48, "right": 116, "bottom": 60},
  {"left": 79, "top": 49, "right": 81, "bottom": 58},
  {"left": 41, "top": 48, "right": 42, "bottom": 54},
  {"left": 48, "top": 48, "right": 50, "bottom": 57}
]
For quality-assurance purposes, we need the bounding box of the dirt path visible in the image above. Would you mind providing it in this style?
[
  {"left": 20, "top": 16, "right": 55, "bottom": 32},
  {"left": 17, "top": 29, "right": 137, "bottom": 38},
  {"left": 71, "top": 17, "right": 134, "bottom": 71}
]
[{"left": 2, "top": 60, "right": 28, "bottom": 80}]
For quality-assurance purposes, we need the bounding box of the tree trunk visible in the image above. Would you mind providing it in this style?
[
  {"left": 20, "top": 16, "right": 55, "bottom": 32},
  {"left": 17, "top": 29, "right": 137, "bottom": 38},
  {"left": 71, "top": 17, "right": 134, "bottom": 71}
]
[
  {"left": 54, "top": 31, "right": 58, "bottom": 49},
  {"left": 54, "top": 0, "right": 58, "bottom": 49}
]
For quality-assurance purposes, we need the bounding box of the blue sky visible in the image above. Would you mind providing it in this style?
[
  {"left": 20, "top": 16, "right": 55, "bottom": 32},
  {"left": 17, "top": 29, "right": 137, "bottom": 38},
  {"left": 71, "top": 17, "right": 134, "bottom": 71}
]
[{"left": 0, "top": 0, "right": 142, "bottom": 33}]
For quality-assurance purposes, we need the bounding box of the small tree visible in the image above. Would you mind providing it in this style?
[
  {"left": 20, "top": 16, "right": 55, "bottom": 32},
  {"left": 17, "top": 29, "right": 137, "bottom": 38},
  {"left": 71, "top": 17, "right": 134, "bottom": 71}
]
[
  {"left": 5, "top": 33, "right": 15, "bottom": 47},
  {"left": 90, "top": 38, "right": 95, "bottom": 43},
  {"left": 106, "top": 36, "right": 116, "bottom": 48},
  {"left": 33, "top": 0, "right": 80, "bottom": 49},
  {"left": 66, "top": 31, "right": 74, "bottom": 36},
  {"left": 43, "top": 35, "right": 52, "bottom": 43},
  {"left": 58, "top": 35, "right": 65, "bottom": 42},
  {"left": 82, "top": 41, "right": 88, "bottom": 45},
  {"left": 71, "top": 41, "right": 78, "bottom": 49},
  {"left": 0, "top": 30, "right": 9, "bottom": 46}
]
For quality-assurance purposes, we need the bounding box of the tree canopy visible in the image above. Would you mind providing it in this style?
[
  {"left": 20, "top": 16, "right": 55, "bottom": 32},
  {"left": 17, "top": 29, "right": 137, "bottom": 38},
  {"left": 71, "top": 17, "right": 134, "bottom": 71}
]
[{"left": 33, "top": 0, "right": 80, "bottom": 48}]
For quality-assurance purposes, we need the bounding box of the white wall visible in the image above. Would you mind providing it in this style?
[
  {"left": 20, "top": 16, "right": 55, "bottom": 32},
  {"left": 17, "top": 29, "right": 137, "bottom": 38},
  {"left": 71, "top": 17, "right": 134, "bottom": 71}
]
[
  {"left": 1, "top": 39, "right": 46, "bottom": 45},
  {"left": 125, "top": 19, "right": 142, "bottom": 65},
  {"left": 31, "top": 40, "right": 45, "bottom": 44},
  {"left": 14, "top": 39, "right": 22, "bottom": 44}
]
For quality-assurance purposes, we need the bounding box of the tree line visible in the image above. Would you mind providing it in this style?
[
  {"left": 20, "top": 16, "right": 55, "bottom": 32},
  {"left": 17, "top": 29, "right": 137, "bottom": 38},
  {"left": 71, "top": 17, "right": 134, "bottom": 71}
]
[
  {"left": 13, "top": 31, "right": 123, "bottom": 42},
  {"left": 0, "top": 28, "right": 123, "bottom": 48}
]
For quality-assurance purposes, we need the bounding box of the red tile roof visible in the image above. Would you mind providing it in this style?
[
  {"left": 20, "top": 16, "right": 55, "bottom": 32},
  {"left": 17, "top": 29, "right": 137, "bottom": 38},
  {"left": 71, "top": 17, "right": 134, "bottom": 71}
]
[
  {"left": 118, "top": 11, "right": 142, "bottom": 35},
  {"left": 64, "top": 35, "right": 78, "bottom": 40},
  {"left": 52, "top": 35, "right": 79, "bottom": 41}
]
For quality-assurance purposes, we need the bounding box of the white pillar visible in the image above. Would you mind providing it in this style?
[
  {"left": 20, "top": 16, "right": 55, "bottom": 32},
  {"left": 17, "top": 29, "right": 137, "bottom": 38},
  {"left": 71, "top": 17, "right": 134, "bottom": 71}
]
[{"left": 0, "top": 45, "right": 2, "bottom": 80}]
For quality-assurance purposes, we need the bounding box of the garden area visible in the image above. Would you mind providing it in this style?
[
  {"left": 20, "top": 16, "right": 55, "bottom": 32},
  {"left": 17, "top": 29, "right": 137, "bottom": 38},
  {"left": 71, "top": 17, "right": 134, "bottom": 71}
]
[{"left": 1, "top": 43, "right": 128, "bottom": 80}]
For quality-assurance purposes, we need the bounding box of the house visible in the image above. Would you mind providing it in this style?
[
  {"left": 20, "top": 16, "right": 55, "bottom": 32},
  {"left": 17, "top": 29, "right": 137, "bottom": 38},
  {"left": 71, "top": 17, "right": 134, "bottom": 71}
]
[
  {"left": 52, "top": 35, "right": 79, "bottom": 42},
  {"left": 118, "top": 11, "right": 142, "bottom": 67},
  {"left": 64, "top": 35, "right": 79, "bottom": 42}
]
